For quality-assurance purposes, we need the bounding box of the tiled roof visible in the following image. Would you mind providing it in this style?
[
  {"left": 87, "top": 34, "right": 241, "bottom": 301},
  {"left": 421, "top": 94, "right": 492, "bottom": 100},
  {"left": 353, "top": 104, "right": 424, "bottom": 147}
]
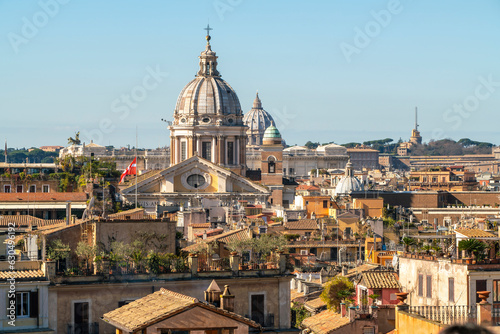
[
  {"left": 190, "top": 223, "right": 211, "bottom": 229},
  {"left": 305, "top": 297, "right": 327, "bottom": 311},
  {"left": 0, "top": 270, "right": 45, "bottom": 280},
  {"left": 0, "top": 192, "right": 87, "bottom": 202},
  {"left": 455, "top": 228, "right": 496, "bottom": 238},
  {"left": 297, "top": 184, "right": 320, "bottom": 191},
  {"left": 102, "top": 288, "right": 259, "bottom": 331},
  {"left": 107, "top": 208, "right": 145, "bottom": 218},
  {"left": 359, "top": 270, "right": 401, "bottom": 289},
  {"left": 0, "top": 215, "right": 66, "bottom": 228},
  {"left": 336, "top": 212, "right": 359, "bottom": 219},
  {"left": 285, "top": 219, "right": 318, "bottom": 230},
  {"left": 182, "top": 228, "right": 251, "bottom": 252},
  {"left": 344, "top": 264, "right": 381, "bottom": 279},
  {"left": 301, "top": 309, "right": 350, "bottom": 334}
]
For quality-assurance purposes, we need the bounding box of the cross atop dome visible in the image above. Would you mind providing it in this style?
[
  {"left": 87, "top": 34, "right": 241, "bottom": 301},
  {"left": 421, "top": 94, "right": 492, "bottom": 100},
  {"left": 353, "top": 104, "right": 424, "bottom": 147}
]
[{"left": 204, "top": 24, "right": 213, "bottom": 43}]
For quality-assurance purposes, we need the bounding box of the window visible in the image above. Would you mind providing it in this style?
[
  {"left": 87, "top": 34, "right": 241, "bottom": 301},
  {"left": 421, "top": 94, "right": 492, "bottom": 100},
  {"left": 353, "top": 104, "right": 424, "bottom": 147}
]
[
  {"left": 181, "top": 141, "right": 187, "bottom": 161},
  {"left": 300, "top": 250, "right": 308, "bottom": 255},
  {"left": 29, "top": 185, "right": 36, "bottom": 193},
  {"left": 449, "top": 278, "right": 455, "bottom": 302},
  {"left": 251, "top": 294, "right": 265, "bottom": 325},
  {"left": 323, "top": 200, "right": 328, "bottom": 209},
  {"left": 13, "top": 291, "right": 37, "bottom": 318},
  {"left": 202, "top": 142, "right": 211, "bottom": 161},
  {"left": 268, "top": 156, "right": 276, "bottom": 173},
  {"left": 227, "top": 141, "right": 234, "bottom": 165},
  {"left": 74, "top": 302, "right": 89, "bottom": 334},
  {"left": 16, "top": 292, "right": 30, "bottom": 317},
  {"left": 17, "top": 185, "right": 23, "bottom": 193},
  {"left": 4, "top": 185, "right": 11, "bottom": 193},
  {"left": 187, "top": 174, "right": 205, "bottom": 188},
  {"left": 418, "top": 274, "right": 424, "bottom": 296},
  {"left": 494, "top": 280, "right": 500, "bottom": 302},
  {"left": 42, "top": 185, "right": 49, "bottom": 193},
  {"left": 476, "top": 280, "right": 487, "bottom": 303},
  {"left": 426, "top": 275, "right": 432, "bottom": 298}
]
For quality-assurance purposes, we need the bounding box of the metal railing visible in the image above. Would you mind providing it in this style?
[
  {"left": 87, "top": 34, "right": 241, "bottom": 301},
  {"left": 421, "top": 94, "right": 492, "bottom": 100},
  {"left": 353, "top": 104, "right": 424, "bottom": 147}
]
[{"left": 408, "top": 305, "right": 477, "bottom": 325}]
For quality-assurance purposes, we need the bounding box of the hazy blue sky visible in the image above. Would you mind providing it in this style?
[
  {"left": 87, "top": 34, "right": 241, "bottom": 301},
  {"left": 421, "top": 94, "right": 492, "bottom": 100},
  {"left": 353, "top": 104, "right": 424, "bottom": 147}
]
[{"left": 1, "top": 0, "right": 499, "bottom": 149}]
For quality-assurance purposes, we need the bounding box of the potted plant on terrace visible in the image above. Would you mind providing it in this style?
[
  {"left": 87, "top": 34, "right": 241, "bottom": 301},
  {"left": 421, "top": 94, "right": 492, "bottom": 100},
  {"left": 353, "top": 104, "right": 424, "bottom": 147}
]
[{"left": 458, "top": 238, "right": 488, "bottom": 264}]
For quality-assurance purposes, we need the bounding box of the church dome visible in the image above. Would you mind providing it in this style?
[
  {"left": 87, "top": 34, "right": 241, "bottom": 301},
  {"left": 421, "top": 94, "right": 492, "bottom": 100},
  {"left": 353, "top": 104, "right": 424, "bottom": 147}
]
[
  {"left": 335, "top": 160, "right": 364, "bottom": 196},
  {"left": 243, "top": 93, "right": 275, "bottom": 133},
  {"left": 262, "top": 123, "right": 283, "bottom": 146},
  {"left": 243, "top": 93, "right": 275, "bottom": 146},
  {"left": 263, "top": 124, "right": 281, "bottom": 139},
  {"left": 173, "top": 34, "right": 242, "bottom": 125}
]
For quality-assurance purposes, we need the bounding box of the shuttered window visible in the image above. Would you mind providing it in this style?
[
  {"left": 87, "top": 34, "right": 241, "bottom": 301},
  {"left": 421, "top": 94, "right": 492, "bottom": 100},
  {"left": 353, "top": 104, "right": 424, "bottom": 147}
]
[{"left": 418, "top": 274, "right": 423, "bottom": 297}]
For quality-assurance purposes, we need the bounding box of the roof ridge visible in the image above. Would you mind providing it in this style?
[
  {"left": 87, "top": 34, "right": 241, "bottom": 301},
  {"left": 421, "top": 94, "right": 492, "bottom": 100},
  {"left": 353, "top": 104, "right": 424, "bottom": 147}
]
[{"left": 159, "top": 288, "right": 198, "bottom": 303}]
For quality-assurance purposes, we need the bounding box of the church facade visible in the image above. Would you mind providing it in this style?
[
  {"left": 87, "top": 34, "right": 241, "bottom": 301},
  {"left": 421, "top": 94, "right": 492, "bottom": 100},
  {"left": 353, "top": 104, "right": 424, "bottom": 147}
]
[{"left": 120, "top": 30, "right": 272, "bottom": 216}]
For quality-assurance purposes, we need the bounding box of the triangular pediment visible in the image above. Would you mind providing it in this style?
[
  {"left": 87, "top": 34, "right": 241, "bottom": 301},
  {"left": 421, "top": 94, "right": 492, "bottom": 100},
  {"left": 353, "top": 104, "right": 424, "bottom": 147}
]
[{"left": 121, "top": 156, "right": 269, "bottom": 195}]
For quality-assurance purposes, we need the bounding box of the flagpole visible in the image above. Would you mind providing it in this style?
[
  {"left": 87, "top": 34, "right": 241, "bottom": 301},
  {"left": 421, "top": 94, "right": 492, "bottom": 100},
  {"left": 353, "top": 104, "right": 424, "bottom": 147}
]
[{"left": 135, "top": 126, "right": 138, "bottom": 208}]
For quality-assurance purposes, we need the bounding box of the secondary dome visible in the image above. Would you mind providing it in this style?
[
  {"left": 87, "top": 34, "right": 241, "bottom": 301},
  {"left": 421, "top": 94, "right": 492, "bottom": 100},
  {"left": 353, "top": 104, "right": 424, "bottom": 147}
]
[
  {"left": 243, "top": 93, "right": 275, "bottom": 146},
  {"left": 173, "top": 34, "right": 242, "bottom": 125},
  {"left": 335, "top": 160, "right": 364, "bottom": 196}
]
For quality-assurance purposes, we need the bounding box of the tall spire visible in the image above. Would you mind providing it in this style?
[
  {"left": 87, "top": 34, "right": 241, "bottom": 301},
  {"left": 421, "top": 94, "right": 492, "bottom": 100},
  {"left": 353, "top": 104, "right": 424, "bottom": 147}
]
[
  {"left": 415, "top": 106, "right": 418, "bottom": 131},
  {"left": 253, "top": 91, "right": 262, "bottom": 109},
  {"left": 197, "top": 24, "right": 220, "bottom": 77}
]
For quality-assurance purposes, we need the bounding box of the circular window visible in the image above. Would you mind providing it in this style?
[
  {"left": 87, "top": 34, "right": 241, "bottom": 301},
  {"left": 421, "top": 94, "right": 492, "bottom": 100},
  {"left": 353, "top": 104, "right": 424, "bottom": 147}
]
[
  {"left": 228, "top": 118, "right": 234, "bottom": 124},
  {"left": 180, "top": 118, "right": 187, "bottom": 123},
  {"left": 202, "top": 117, "right": 210, "bottom": 123},
  {"left": 187, "top": 174, "right": 206, "bottom": 188}
]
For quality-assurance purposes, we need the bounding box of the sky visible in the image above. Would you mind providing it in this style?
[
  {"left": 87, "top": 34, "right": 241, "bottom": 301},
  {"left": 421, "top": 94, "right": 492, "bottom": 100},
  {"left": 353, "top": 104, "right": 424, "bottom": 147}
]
[{"left": 1, "top": 0, "right": 500, "bottom": 149}]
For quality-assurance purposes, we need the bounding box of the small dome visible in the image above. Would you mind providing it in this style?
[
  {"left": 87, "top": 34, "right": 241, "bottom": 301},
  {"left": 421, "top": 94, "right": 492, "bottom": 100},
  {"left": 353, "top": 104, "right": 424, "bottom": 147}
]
[
  {"left": 243, "top": 93, "right": 275, "bottom": 146},
  {"left": 335, "top": 160, "right": 364, "bottom": 196},
  {"left": 263, "top": 124, "right": 281, "bottom": 139},
  {"left": 262, "top": 122, "right": 282, "bottom": 146}
]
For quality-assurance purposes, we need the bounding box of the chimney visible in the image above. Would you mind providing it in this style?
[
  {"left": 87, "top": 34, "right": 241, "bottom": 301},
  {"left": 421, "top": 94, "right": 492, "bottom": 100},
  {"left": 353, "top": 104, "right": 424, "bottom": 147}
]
[
  {"left": 204, "top": 280, "right": 221, "bottom": 307},
  {"left": 66, "top": 201, "right": 71, "bottom": 226},
  {"left": 348, "top": 306, "right": 356, "bottom": 321},
  {"left": 220, "top": 285, "right": 235, "bottom": 312}
]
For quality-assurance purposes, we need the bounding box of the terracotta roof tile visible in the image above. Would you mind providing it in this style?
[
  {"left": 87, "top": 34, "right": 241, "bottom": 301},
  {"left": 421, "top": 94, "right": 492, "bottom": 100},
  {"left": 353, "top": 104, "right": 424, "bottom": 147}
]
[
  {"left": 301, "top": 309, "right": 350, "bottom": 334},
  {"left": 0, "top": 269, "right": 45, "bottom": 280},
  {"left": 305, "top": 297, "right": 327, "bottom": 310},
  {"left": 103, "top": 288, "right": 259, "bottom": 331},
  {"left": 455, "top": 228, "right": 496, "bottom": 238},
  {"left": 285, "top": 219, "right": 318, "bottom": 230},
  {"left": 108, "top": 208, "right": 145, "bottom": 218},
  {"left": 190, "top": 223, "right": 211, "bottom": 228},
  {"left": 182, "top": 228, "right": 251, "bottom": 252},
  {"left": 360, "top": 270, "right": 401, "bottom": 289},
  {"left": 0, "top": 192, "right": 87, "bottom": 202},
  {"left": 0, "top": 215, "right": 66, "bottom": 228}
]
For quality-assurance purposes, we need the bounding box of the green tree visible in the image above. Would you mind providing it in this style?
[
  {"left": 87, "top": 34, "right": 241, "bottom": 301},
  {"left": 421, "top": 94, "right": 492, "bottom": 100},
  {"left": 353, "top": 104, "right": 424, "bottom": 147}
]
[
  {"left": 458, "top": 239, "right": 488, "bottom": 260},
  {"left": 47, "top": 239, "right": 70, "bottom": 269},
  {"left": 75, "top": 241, "right": 98, "bottom": 273},
  {"left": 320, "top": 276, "right": 355, "bottom": 312}
]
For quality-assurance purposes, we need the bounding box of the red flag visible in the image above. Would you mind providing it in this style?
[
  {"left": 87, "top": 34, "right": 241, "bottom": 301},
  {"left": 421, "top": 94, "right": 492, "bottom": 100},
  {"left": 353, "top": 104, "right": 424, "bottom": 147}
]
[{"left": 120, "top": 157, "right": 137, "bottom": 183}]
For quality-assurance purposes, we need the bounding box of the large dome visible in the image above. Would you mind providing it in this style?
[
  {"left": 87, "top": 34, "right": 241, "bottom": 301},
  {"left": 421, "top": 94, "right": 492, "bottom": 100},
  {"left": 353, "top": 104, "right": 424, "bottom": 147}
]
[
  {"left": 335, "top": 160, "right": 364, "bottom": 196},
  {"left": 173, "top": 35, "right": 242, "bottom": 126},
  {"left": 175, "top": 77, "right": 241, "bottom": 116},
  {"left": 243, "top": 93, "right": 275, "bottom": 146}
]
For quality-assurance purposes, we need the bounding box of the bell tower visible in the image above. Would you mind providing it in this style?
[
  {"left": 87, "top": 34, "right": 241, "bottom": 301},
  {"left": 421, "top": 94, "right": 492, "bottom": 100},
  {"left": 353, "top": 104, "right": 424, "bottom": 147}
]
[{"left": 260, "top": 123, "right": 284, "bottom": 207}]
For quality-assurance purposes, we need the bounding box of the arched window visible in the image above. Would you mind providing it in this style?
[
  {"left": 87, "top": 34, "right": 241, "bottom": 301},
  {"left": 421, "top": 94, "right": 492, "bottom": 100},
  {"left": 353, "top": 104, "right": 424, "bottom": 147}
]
[{"left": 268, "top": 156, "right": 276, "bottom": 173}]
